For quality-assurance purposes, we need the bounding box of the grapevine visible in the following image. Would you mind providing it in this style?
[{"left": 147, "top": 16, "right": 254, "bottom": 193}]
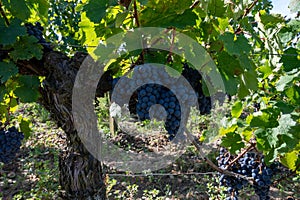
[{"left": 0, "top": 0, "right": 299, "bottom": 198}]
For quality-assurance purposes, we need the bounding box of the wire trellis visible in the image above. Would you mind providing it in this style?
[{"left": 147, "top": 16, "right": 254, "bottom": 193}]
[{"left": 106, "top": 171, "right": 217, "bottom": 177}]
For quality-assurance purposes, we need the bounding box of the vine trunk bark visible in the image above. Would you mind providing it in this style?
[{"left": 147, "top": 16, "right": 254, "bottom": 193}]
[{"left": 20, "top": 51, "right": 111, "bottom": 199}]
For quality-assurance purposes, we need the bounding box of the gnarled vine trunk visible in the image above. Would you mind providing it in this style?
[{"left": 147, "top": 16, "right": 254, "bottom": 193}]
[{"left": 19, "top": 51, "right": 111, "bottom": 199}]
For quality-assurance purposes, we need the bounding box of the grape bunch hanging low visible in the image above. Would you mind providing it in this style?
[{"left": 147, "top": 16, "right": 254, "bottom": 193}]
[
  {"left": 0, "top": 126, "right": 24, "bottom": 164},
  {"left": 136, "top": 84, "right": 181, "bottom": 140},
  {"left": 217, "top": 148, "right": 279, "bottom": 200},
  {"left": 112, "top": 64, "right": 211, "bottom": 140},
  {"left": 181, "top": 64, "right": 212, "bottom": 114}
]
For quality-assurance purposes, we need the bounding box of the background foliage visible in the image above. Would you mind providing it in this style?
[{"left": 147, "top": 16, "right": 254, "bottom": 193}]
[{"left": 0, "top": 0, "right": 299, "bottom": 187}]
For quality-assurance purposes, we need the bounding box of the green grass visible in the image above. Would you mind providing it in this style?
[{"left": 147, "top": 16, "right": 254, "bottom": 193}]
[{"left": 0, "top": 102, "right": 299, "bottom": 199}]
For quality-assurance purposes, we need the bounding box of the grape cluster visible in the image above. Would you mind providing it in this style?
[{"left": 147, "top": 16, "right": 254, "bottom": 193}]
[
  {"left": 111, "top": 64, "right": 212, "bottom": 140},
  {"left": 181, "top": 64, "right": 211, "bottom": 114},
  {"left": 253, "top": 161, "right": 279, "bottom": 200},
  {"left": 25, "top": 22, "right": 52, "bottom": 51},
  {"left": 217, "top": 148, "right": 279, "bottom": 200},
  {"left": 217, "top": 148, "right": 247, "bottom": 199},
  {"left": 136, "top": 84, "right": 181, "bottom": 140},
  {"left": 0, "top": 126, "right": 24, "bottom": 163}
]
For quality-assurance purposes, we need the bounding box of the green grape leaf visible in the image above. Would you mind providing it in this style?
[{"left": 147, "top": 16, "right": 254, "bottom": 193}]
[
  {"left": 278, "top": 27, "right": 294, "bottom": 44},
  {"left": 217, "top": 17, "right": 230, "bottom": 33},
  {"left": 272, "top": 114, "right": 297, "bottom": 149},
  {"left": 280, "top": 48, "right": 299, "bottom": 72},
  {"left": 264, "top": 148, "right": 278, "bottom": 164},
  {"left": 200, "top": 21, "right": 220, "bottom": 41},
  {"left": 139, "top": 0, "right": 148, "bottom": 6},
  {"left": 219, "top": 33, "right": 251, "bottom": 56},
  {"left": 218, "top": 51, "right": 243, "bottom": 76},
  {"left": 0, "top": 104, "right": 8, "bottom": 123},
  {"left": 241, "top": 70, "right": 258, "bottom": 92},
  {"left": 238, "top": 80, "right": 250, "bottom": 99},
  {"left": 144, "top": 51, "right": 169, "bottom": 64},
  {"left": 83, "top": 0, "right": 114, "bottom": 23},
  {"left": 276, "top": 70, "right": 300, "bottom": 92},
  {"left": 0, "top": 62, "right": 18, "bottom": 83},
  {"left": 275, "top": 101, "right": 295, "bottom": 114},
  {"left": 258, "top": 10, "right": 284, "bottom": 29},
  {"left": 2, "top": 0, "right": 30, "bottom": 20},
  {"left": 238, "top": 54, "right": 255, "bottom": 71},
  {"left": 8, "top": 97, "right": 18, "bottom": 113},
  {"left": 140, "top": 9, "right": 197, "bottom": 28},
  {"left": 79, "top": 13, "right": 99, "bottom": 52},
  {"left": 285, "top": 86, "right": 300, "bottom": 105},
  {"left": 221, "top": 132, "right": 244, "bottom": 153},
  {"left": 255, "top": 129, "right": 274, "bottom": 151},
  {"left": 0, "top": 19, "right": 26, "bottom": 45},
  {"left": 281, "top": 134, "right": 299, "bottom": 151},
  {"left": 286, "top": 19, "right": 300, "bottom": 33},
  {"left": 219, "top": 118, "right": 238, "bottom": 133},
  {"left": 14, "top": 75, "right": 40, "bottom": 103},
  {"left": 250, "top": 108, "right": 280, "bottom": 128},
  {"left": 0, "top": 85, "right": 6, "bottom": 101},
  {"left": 146, "top": 0, "right": 191, "bottom": 14},
  {"left": 27, "top": 0, "right": 50, "bottom": 22},
  {"left": 242, "top": 128, "right": 252, "bottom": 142},
  {"left": 258, "top": 63, "right": 273, "bottom": 79},
  {"left": 280, "top": 150, "right": 299, "bottom": 171},
  {"left": 115, "top": 11, "right": 129, "bottom": 27},
  {"left": 221, "top": 74, "right": 239, "bottom": 95},
  {"left": 10, "top": 36, "right": 43, "bottom": 61},
  {"left": 231, "top": 101, "right": 243, "bottom": 118},
  {"left": 18, "top": 116, "right": 32, "bottom": 139},
  {"left": 208, "top": 0, "right": 226, "bottom": 17}
]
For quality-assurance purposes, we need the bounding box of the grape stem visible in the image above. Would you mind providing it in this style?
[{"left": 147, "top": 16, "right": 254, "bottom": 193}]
[
  {"left": 226, "top": 142, "right": 256, "bottom": 169},
  {"left": 190, "top": 1, "right": 200, "bottom": 9},
  {"left": 235, "top": 0, "right": 259, "bottom": 34},
  {"left": 166, "top": 28, "right": 176, "bottom": 63},
  {"left": 238, "top": 0, "right": 259, "bottom": 20},
  {"left": 0, "top": 1, "right": 9, "bottom": 26},
  {"left": 185, "top": 128, "right": 254, "bottom": 184},
  {"left": 133, "top": 0, "right": 140, "bottom": 27}
]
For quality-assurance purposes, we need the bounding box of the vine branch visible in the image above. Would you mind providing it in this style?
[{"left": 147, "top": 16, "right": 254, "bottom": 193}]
[
  {"left": 185, "top": 128, "right": 254, "bottom": 184},
  {"left": 239, "top": 0, "right": 259, "bottom": 20},
  {"left": 167, "top": 28, "right": 176, "bottom": 63},
  {"left": 226, "top": 142, "right": 256, "bottom": 169},
  {"left": 235, "top": 0, "right": 259, "bottom": 34},
  {"left": 133, "top": 0, "right": 140, "bottom": 27},
  {"left": 190, "top": 1, "right": 200, "bottom": 9}
]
